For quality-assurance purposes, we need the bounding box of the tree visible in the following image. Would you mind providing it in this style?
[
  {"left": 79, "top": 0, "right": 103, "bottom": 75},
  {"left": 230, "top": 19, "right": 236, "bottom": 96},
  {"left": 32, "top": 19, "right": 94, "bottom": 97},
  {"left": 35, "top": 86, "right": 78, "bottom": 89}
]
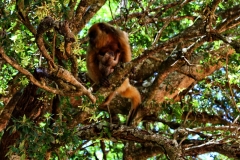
[{"left": 0, "top": 0, "right": 239, "bottom": 159}]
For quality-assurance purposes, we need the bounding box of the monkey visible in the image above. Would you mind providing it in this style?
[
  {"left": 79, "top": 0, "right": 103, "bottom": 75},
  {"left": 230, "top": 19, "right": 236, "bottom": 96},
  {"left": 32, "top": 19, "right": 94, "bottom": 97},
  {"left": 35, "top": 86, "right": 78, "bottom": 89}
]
[
  {"left": 98, "top": 51, "right": 120, "bottom": 77},
  {"left": 86, "top": 22, "right": 131, "bottom": 86},
  {"left": 86, "top": 22, "right": 141, "bottom": 125}
]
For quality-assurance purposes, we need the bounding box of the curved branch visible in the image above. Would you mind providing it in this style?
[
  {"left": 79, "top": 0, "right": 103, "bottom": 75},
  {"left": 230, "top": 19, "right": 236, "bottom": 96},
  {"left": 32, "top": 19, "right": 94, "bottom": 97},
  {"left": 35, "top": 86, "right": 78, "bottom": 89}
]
[
  {"left": 16, "top": 0, "right": 37, "bottom": 35},
  {"left": 70, "top": 0, "right": 107, "bottom": 34},
  {"left": 0, "top": 47, "right": 96, "bottom": 103},
  {"left": 185, "top": 142, "right": 240, "bottom": 158},
  {"left": 78, "top": 123, "right": 183, "bottom": 160},
  {"left": 182, "top": 111, "right": 230, "bottom": 125},
  {"left": 0, "top": 92, "right": 22, "bottom": 132},
  {"left": 66, "top": 0, "right": 78, "bottom": 20}
]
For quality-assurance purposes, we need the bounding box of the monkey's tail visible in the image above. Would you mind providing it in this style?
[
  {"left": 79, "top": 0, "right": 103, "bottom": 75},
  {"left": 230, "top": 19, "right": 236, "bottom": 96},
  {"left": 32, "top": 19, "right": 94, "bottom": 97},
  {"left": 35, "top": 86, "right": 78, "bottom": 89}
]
[
  {"left": 126, "top": 94, "right": 141, "bottom": 126},
  {"left": 126, "top": 105, "right": 139, "bottom": 126}
]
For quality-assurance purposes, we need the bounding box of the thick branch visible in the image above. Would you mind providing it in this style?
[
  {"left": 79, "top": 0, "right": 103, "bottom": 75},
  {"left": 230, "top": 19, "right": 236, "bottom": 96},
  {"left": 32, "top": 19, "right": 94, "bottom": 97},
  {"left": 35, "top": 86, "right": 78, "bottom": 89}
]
[
  {"left": 0, "top": 47, "right": 96, "bottom": 103},
  {"left": 182, "top": 111, "right": 230, "bottom": 125},
  {"left": 16, "top": 0, "right": 37, "bottom": 35},
  {"left": 145, "top": 55, "right": 185, "bottom": 106},
  {"left": 71, "top": 0, "right": 106, "bottom": 34},
  {"left": 66, "top": 0, "right": 78, "bottom": 20},
  {"left": 185, "top": 142, "right": 240, "bottom": 158},
  {"left": 34, "top": 17, "right": 96, "bottom": 102},
  {"left": 0, "top": 92, "right": 22, "bottom": 132},
  {"left": 78, "top": 123, "right": 183, "bottom": 160}
]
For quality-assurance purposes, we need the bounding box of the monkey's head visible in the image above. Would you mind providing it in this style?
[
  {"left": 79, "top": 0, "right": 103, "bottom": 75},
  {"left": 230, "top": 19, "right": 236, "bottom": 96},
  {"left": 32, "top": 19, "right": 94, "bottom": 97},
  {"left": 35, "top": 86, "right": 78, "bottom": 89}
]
[
  {"left": 88, "top": 23, "right": 120, "bottom": 50},
  {"left": 86, "top": 22, "right": 132, "bottom": 87}
]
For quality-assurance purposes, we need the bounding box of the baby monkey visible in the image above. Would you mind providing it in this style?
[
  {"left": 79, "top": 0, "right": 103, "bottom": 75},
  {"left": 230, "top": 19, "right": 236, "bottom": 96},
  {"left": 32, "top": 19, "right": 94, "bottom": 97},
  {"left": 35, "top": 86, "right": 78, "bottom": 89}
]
[
  {"left": 98, "top": 51, "right": 120, "bottom": 77},
  {"left": 97, "top": 51, "right": 120, "bottom": 86}
]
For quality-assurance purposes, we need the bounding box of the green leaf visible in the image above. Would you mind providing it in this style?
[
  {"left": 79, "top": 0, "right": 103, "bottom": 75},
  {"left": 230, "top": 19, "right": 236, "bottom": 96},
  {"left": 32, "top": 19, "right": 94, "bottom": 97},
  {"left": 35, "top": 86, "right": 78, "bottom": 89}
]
[
  {"left": 19, "top": 140, "right": 25, "bottom": 150},
  {"left": 20, "top": 153, "right": 26, "bottom": 160}
]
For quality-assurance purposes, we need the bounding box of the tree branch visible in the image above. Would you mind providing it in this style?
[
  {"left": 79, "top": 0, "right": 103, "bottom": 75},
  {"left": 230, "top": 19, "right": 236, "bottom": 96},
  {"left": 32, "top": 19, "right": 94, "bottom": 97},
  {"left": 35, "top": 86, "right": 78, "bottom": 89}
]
[
  {"left": 0, "top": 92, "right": 22, "bottom": 132},
  {"left": 70, "top": 0, "right": 107, "bottom": 34},
  {"left": 0, "top": 47, "right": 96, "bottom": 103},
  {"left": 78, "top": 123, "right": 183, "bottom": 160}
]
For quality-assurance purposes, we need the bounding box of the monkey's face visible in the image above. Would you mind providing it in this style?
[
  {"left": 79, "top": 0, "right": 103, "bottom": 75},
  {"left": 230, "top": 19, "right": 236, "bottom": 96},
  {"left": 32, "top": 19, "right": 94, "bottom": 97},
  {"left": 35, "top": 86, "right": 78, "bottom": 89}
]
[
  {"left": 88, "top": 23, "right": 115, "bottom": 50},
  {"left": 98, "top": 45, "right": 119, "bottom": 56}
]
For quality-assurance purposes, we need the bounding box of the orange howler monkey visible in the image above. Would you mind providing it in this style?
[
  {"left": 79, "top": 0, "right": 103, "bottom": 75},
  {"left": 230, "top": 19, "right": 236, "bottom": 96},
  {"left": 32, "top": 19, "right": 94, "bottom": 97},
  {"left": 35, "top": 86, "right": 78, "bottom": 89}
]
[
  {"left": 86, "top": 22, "right": 141, "bottom": 125},
  {"left": 87, "top": 22, "right": 131, "bottom": 86}
]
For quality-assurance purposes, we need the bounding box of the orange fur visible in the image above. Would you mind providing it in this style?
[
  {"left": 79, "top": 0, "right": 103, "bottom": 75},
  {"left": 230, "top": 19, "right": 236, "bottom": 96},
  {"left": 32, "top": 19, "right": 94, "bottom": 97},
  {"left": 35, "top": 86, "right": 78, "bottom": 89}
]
[
  {"left": 100, "top": 78, "right": 141, "bottom": 125},
  {"left": 87, "top": 22, "right": 131, "bottom": 85},
  {"left": 86, "top": 22, "right": 141, "bottom": 125}
]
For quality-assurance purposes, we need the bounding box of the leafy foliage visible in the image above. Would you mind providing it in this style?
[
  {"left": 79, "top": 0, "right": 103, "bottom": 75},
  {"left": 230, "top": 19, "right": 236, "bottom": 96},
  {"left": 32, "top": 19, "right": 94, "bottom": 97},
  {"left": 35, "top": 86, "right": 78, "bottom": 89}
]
[{"left": 0, "top": 0, "right": 239, "bottom": 159}]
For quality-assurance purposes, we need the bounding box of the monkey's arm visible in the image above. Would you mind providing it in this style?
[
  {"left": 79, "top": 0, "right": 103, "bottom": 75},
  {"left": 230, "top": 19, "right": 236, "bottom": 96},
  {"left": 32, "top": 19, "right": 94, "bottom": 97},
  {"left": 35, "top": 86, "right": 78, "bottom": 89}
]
[{"left": 86, "top": 50, "right": 103, "bottom": 84}]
